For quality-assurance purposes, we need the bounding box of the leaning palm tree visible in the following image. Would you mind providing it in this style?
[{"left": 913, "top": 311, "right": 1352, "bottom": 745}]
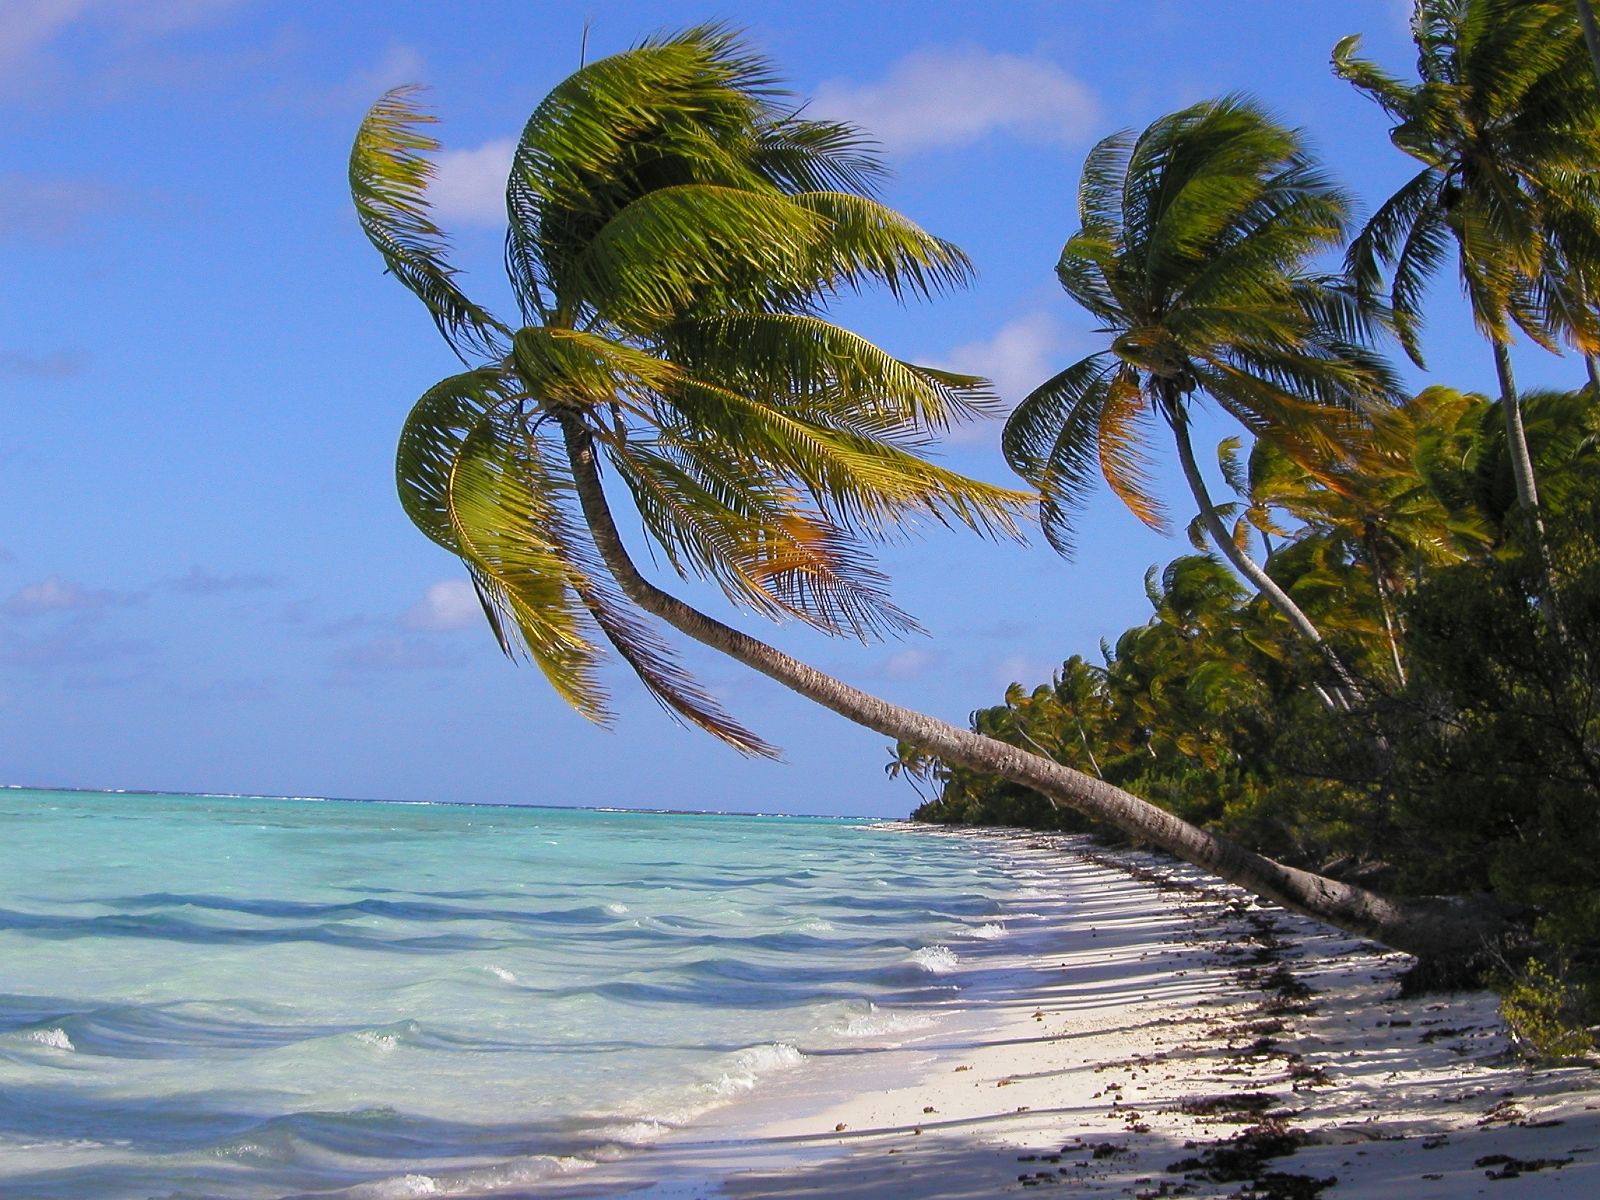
[
  {"left": 353, "top": 27, "right": 1500, "bottom": 962},
  {"left": 1335, "top": 0, "right": 1600, "bottom": 518},
  {"left": 1002, "top": 97, "right": 1402, "bottom": 711}
]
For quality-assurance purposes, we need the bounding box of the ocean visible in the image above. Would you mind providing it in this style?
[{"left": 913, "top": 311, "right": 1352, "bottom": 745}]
[{"left": 0, "top": 789, "right": 1041, "bottom": 1198}]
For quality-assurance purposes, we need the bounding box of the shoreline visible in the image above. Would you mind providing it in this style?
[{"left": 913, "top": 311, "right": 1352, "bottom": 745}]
[{"left": 544, "top": 826, "right": 1599, "bottom": 1199}]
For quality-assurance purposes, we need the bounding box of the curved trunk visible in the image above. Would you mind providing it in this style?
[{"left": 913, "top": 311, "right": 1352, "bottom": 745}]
[
  {"left": 1168, "top": 413, "right": 1360, "bottom": 711},
  {"left": 559, "top": 417, "right": 1502, "bottom": 965}
]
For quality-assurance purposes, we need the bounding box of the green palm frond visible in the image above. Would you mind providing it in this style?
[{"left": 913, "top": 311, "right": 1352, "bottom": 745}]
[
  {"left": 1337, "top": 0, "right": 1600, "bottom": 356},
  {"left": 667, "top": 312, "right": 999, "bottom": 435},
  {"left": 605, "top": 433, "right": 918, "bottom": 638},
  {"left": 350, "top": 88, "right": 508, "bottom": 360},
  {"left": 791, "top": 191, "right": 974, "bottom": 300},
  {"left": 363, "top": 26, "right": 1026, "bottom": 748},
  {"left": 664, "top": 377, "right": 1031, "bottom": 541},
  {"left": 1002, "top": 354, "right": 1119, "bottom": 555}
]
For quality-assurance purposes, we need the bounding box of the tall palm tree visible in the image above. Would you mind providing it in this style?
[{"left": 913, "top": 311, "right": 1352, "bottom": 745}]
[
  {"left": 1002, "top": 97, "right": 1402, "bottom": 710},
  {"left": 1335, "top": 0, "right": 1600, "bottom": 520},
  {"left": 352, "top": 27, "right": 1499, "bottom": 962}
]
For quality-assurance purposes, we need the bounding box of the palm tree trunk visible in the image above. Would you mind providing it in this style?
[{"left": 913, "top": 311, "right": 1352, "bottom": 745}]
[
  {"left": 1491, "top": 339, "right": 1566, "bottom": 634},
  {"left": 1578, "top": 0, "right": 1600, "bottom": 90},
  {"left": 1364, "top": 529, "right": 1407, "bottom": 687},
  {"left": 558, "top": 415, "right": 1501, "bottom": 964},
  {"left": 1492, "top": 339, "right": 1541, "bottom": 513},
  {"left": 1168, "top": 412, "right": 1360, "bottom": 711}
]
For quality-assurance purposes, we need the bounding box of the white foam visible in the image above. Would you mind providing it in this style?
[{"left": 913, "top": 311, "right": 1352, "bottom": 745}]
[
  {"left": 28, "top": 1027, "right": 73, "bottom": 1051},
  {"left": 604, "top": 902, "right": 629, "bottom": 916},
  {"left": 350, "top": 1172, "right": 439, "bottom": 1198},
  {"left": 487, "top": 965, "right": 517, "bottom": 983},
  {"left": 796, "top": 918, "right": 833, "bottom": 933},
  {"left": 840, "top": 1004, "right": 937, "bottom": 1039},
  {"left": 909, "top": 944, "right": 959, "bottom": 973},
  {"left": 969, "top": 922, "right": 1007, "bottom": 940},
  {"left": 356, "top": 1031, "right": 398, "bottom": 1054},
  {"left": 704, "top": 1042, "right": 804, "bottom": 1097}
]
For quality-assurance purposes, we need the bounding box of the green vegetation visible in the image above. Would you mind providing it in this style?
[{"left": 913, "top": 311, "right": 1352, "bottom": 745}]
[{"left": 907, "top": 1, "right": 1600, "bottom": 1027}]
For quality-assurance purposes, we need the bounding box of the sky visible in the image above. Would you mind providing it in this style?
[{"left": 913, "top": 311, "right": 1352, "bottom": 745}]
[{"left": 2, "top": 0, "right": 1589, "bottom": 816}]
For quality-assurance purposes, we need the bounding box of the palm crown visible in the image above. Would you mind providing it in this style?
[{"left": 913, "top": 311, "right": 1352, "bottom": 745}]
[
  {"left": 351, "top": 26, "right": 1029, "bottom": 755},
  {"left": 1335, "top": 0, "right": 1600, "bottom": 363},
  {"left": 1002, "top": 96, "right": 1400, "bottom": 556}
]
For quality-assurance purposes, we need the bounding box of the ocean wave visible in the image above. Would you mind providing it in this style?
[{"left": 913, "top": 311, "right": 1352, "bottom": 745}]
[
  {"left": 969, "top": 922, "right": 1007, "bottom": 940},
  {"left": 908, "top": 945, "right": 959, "bottom": 974},
  {"left": 26, "top": 1027, "right": 73, "bottom": 1051},
  {"left": 838, "top": 1002, "right": 936, "bottom": 1040},
  {"left": 702, "top": 1042, "right": 805, "bottom": 1098}
]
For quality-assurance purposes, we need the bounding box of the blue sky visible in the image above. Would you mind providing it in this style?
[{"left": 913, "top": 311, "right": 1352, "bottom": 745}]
[{"left": 2, "top": 1, "right": 1588, "bottom": 815}]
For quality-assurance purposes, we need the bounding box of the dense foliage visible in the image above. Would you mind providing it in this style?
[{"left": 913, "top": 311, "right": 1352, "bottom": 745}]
[
  {"left": 907, "top": 0, "right": 1600, "bottom": 1026},
  {"left": 908, "top": 385, "right": 1600, "bottom": 1006}
]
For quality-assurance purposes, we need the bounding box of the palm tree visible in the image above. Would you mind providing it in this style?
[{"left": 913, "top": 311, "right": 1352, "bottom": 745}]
[
  {"left": 1240, "top": 388, "right": 1496, "bottom": 684},
  {"left": 1002, "top": 97, "right": 1402, "bottom": 711},
  {"left": 352, "top": 27, "right": 1500, "bottom": 962},
  {"left": 1335, "top": 0, "right": 1600, "bottom": 521}
]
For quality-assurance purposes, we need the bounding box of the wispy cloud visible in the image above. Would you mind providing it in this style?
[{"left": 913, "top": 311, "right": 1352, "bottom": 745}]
[
  {"left": 293, "top": 42, "right": 425, "bottom": 113},
  {"left": 2, "top": 575, "right": 145, "bottom": 618},
  {"left": 813, "top": 48, "right": 1098, "bottom": 156},
  {"left": 429, "top": 137, "right": 516, "bottom": 227},
  {"left": 0, "top": 175, "right": 123, "bottom": 240},
  {"left": 934, "top": 311, "right": 1067, "bottom": 443},
  {"left": 334, "top": 635, "right": 459, "bottom": 673},
  {"left": 0, "top": 348, "right": 89, "bottom": 378},
  {"left": 161, "top": 565, "right": 279, "bottom": 596},
  {"left": 401, "top": 578, "right": 481, "bottom": 633},
  {"left": 0, "top": 622, "right": 145, "bottom": 668},
  {"left": 992, "top": 653, "right": 1052, "bottom": 688},
  {"left": 882, "top": 648, "right": 936, "bottom": 681},
  {"left": 1, "top": 0, "right": 254, "bottom": 102}
]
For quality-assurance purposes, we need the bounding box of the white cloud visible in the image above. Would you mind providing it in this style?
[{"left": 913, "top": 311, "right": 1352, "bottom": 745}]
[
  {"left": 0, "top": 174, "right": 122, "bottom": 240},
  {"left": 335, "top": 635, "right": 457, "bottom": 672},
  {"left": 301, "top": 42, "right": 426, "bottom": 113},
  {"left": 813, "top": 48, "right": 1098, "bottom": 156},
  {"left": 162, "top": 565, "right": 278, "bottom": 595},
  {"left": 933, "top": 311, "right": 1066, "bottom": 443},
  {"left": 429, "top": 137, "right": 516, "bottom": 227},
  {"left": 0, "top": 0, "right": 92, "bottom": 75},
  {"left": 0, "top": 0, "right": 249, "bottom": 97},
  {"left": 992, "top": 653, "right": 1051, "bottom": 688},
  {"left": 883, "top": 648, "right": 935, "bottom": 681},
  {"left": 2, "top": 575, "right": 143, "bottom": 617},
  {"left": 402, "top": 579, "right": 480, "bottom": 632}
]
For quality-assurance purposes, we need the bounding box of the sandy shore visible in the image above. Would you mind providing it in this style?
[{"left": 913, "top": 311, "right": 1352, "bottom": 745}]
[{"left": 543, "top": 827, "right": 1599, "bottom": 1200}]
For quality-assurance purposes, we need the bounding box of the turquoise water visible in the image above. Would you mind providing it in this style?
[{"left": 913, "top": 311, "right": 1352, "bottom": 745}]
[{"left": 0, "top": 789, "right": 1030, "bottom": 1198}]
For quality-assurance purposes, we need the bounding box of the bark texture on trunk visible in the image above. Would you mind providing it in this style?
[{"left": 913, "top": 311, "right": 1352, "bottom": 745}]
[
  {"left": 1168, "top": 412, "right": 1360, "bottom": 711},
  {"left": 558, "top": 416, "right": 1503, "bottom": 965}
]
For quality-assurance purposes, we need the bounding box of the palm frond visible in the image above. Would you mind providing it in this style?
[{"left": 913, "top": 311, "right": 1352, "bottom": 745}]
[
  {"left": 667, "top": 311, "right": 999, "bottom": 434},
  {"left": 792, "top": 191, "right": 974, "bottom": 300},
  {"left": 665, "top": 378, "right": 1032, "bottom": 541},
  {"left": 350, "top": 87, "right": 508, "bottom": 360}
]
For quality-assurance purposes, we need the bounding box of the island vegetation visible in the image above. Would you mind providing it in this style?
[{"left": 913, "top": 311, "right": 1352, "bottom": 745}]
[
  {"left": 905, "top": 0, "right": 1600, "bottom": 1044},
  {"left": 350, "top": 0, "right": 1598, "bottom": 1040}
]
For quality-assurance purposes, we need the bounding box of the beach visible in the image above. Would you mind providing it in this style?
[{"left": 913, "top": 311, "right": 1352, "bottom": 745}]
[
  {"left": 552, "top": 828, "right": 1600, "bottom": 1200},
  {"left": 4, "top": 795, "right": 1596, "bottom": 1198}
]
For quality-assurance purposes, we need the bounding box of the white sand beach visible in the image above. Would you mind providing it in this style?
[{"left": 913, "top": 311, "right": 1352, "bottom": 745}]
[{"left": 547, "top": 828, "right": 1600, "bottom": 1200}]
